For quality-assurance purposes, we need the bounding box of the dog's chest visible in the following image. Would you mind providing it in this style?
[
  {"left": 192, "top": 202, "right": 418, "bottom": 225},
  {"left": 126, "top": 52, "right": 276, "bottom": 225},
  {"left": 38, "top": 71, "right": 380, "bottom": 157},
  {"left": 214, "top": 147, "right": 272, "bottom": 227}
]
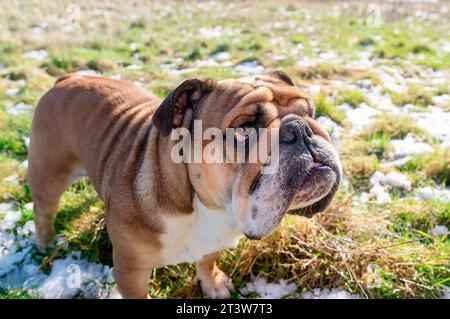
[{"left": 160, "top": 196, "right": 243, "bottom": 265}]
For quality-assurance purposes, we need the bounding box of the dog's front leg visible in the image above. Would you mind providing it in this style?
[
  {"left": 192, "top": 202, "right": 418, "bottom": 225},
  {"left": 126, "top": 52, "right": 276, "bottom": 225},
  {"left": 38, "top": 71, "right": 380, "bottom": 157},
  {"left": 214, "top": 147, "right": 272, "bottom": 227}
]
[
  {"left": 196, "top": 252, "right": 234, "bottom": 299},
  {"left": 112, "top": 244, "right": 156, "bottom": 299}
]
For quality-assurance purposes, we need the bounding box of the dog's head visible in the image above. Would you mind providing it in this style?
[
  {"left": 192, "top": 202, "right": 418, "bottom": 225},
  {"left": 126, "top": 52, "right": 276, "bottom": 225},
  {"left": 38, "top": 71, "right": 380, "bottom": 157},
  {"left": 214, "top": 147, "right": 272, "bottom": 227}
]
[{"left": 153, "top": 71, "right": 341, "bottom": 239}]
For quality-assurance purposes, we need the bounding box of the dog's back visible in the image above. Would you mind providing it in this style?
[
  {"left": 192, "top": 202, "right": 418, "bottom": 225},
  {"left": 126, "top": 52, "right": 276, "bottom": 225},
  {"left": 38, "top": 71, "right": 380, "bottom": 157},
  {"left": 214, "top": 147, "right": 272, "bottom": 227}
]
[{"left": 28, "top": 74, "right": 159, "bottom": 248}]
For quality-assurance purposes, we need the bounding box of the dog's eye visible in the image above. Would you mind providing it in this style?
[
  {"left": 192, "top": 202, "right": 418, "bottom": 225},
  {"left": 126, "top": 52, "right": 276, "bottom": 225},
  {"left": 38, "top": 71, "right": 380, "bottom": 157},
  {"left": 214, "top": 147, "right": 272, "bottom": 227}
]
[
  {"left": 239, "top": 120, "right": 256, "bottom": 130},
  {"left": 234, "top": 121, "right": 257, "bottom": 142}
]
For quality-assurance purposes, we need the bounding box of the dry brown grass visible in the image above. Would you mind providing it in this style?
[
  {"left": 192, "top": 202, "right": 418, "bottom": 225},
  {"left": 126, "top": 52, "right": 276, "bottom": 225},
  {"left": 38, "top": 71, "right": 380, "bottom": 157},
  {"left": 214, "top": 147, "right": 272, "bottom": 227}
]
[{"left": 141, "top": 195, "right": 449, "bottom": 298}]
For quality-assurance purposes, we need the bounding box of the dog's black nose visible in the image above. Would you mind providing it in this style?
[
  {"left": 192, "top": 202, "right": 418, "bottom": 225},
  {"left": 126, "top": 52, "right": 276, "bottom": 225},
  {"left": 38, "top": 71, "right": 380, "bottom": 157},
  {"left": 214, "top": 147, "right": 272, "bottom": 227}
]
[{"left": 279, "top": 116, "right": 313, "bottom": 145}]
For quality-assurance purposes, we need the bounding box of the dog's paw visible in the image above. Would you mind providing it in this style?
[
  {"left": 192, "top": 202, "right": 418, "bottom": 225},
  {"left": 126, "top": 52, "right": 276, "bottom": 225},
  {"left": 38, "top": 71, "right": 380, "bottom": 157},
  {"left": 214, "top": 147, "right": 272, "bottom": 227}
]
[{"left": 199, "top": 270, "right": 235, "bottom": 299}]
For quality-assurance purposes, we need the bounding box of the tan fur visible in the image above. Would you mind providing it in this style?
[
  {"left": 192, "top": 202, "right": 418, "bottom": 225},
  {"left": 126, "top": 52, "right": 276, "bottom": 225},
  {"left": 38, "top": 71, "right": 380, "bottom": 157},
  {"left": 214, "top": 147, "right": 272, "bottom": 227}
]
[{"left": 28, "top": 72, "right": 333, "bottom": 298}]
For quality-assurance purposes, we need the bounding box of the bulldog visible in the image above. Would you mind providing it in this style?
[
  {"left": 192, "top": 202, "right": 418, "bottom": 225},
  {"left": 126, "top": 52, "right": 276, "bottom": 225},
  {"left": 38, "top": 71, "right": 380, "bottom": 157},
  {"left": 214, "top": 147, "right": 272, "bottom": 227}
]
[{"left": 28, "top": 71, "right": 341, "bottom": 299}]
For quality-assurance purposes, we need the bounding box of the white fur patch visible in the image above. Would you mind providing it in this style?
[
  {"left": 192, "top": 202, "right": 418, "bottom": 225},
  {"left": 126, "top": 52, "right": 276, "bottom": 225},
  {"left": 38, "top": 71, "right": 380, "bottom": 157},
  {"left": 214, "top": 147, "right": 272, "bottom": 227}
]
[{"left": 159, "top": 195, "right": 243, "bottom": 265}]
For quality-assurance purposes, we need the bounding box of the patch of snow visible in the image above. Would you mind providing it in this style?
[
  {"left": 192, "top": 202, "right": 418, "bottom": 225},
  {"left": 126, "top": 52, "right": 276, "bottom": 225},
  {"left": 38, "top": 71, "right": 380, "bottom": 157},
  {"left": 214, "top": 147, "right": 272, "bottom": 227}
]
[
  {"left": 383, "top": 172, "right": 412, "bottom": 191},
  {"left": 2, "top": 174, "right": 20, "bottom": 186},
  {"left": 0, "top": 211, "right": 21, "bottom": 231},
  {"left": 443, "top": 288, "right": 450, "bottom": 299},
  {"left": 302, "top": 287, "right": 363, "bottom": 299},
  {"left": 125, "top": 64, "right": 142, "bottom": 71},
  {"left": 240, "top": 276, "right": 297, "bottom": 299},
  {"left": 411, "top": 107, "right": 450, "bottom": 143},
  {"left": 0, "top": 201, "right": 118, "bottom": 299},
  {"left": 414, "top": 187, "right": 450, "bottom": 203},
  {"left": 36, "top": 253, "right": 115, "bottom": 299},
  {"left": 19, "top": 160, "right": 27, "bottom": 170},
  {"left": 22, "top": 49, "right": 48, "bottom": 61},
  {"left": 375, "top": 68, "right": 407, "bottom": 94},
  {"left": 382, "top": 156, "right": 412, "bottom": 168},
  {"left": 23, "top": 137, "right": 30, "bottom": 149},
  {"left": 4, "top": 87, "right": 20, "bottom": 97},
  {"left": 369, "top": 183, "right": 392, "bottom": 204},
  {"left": 356, "top": 79, "right": 373, "bottom": 90},
  {"left": 6, "top": 102, "right": 32, "bottom": 116},
  {"left": 337, "top": 103, "right": 380, "bottom": 135},
  {"left": 211, "top": 51, "right": 231, "bottom": 62},
  {"left": 431, "top": 225, "right": 448, "bottom": 236},
  {"left": 390, "top": 134, "right": 434, "bottom": 158},
  {"left": 316, "top": 116, "right": 342, "bottom": 142},
  {"left": 432, "top": 94, "right": 450, "bottom": 107},
  {"left": 199, "top": 26, "right": 224, "bottom": 39},
  {"left": 369, "top": 171, "right": 386, "bottom": 186},
  {"left": 0, "top": 202, "right": 16, "bottom": 213},
  {"left": 129, "top": 42, "right": 139, "bottom": 52},
  {"left": 233, "top": 61, "right": 264, "bottom": 75},
  {"left": 171, "top": 68, "right": 198, "bottom": 75},
  {"left": 441, "top": 140, "right": 450, "bottom": 149},
  {"left": 307, "top": 85, "right": 321, "bottom": 96},
  {"left": 369, "top": 171, "right": 411, "bottom": 191},
  {"left": 75, "top": 70, "right": 99, "bottom": 77}
]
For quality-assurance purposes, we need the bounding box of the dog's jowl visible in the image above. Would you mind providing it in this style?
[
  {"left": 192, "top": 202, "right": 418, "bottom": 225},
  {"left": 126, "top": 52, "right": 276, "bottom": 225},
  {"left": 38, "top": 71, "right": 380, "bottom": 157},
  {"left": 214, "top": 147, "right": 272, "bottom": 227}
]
[{"left": 28, "top": 71, "right": 341, "bottom": 298}]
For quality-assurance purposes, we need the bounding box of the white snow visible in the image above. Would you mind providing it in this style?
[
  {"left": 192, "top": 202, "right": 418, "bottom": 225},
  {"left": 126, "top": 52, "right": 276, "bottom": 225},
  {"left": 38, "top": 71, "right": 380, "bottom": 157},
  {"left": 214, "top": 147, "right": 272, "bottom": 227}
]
[
  {"left": 4, "top": 87, "right": 20, "bottom": 97},
  {"left": 0, "top": 211, "right": 22, "bottom": 231},
  {"left": 302, "top": 287, "right": 363, "bottom": 299},
  {"left": 125, "top": 64, "right": 142, "bottom": 71},
  {"left": 369, "top": 171, "right": 411, "bottom": 191},
  {"left": 432, "top": 94, "right": 450, "bottom": 107},
  {"left": 6, "top": 102, "right": 32, "bottom": 116},
  {"left": 390, "top": 134, "right": 434, "bottom": 158},
  {"left": 369, "top": 183, "right": 392, "bottom": 204},
  {"left": 199, "top": 26, "right": 223, "bottom": 39},
  {"left": 211, "top": 51, "right": 231, "bottom": 62},
  {"left": 36, "top": 253, "right": 115, "bottom": 299},
  {"left": 337, "top": 103, "right": 380, "bottom": 135},
  {"left": 316, "top": 116, "right": 343, "bottom": 142},
  {"left": 431, "top": 225, "right": 448, "bottom": 236},
  {"left": 22, "top": 49, "right": 48, "bottom": 61},
  {"left": 411, "top": 107, "right": 450, "bottom": 143},
  {"left": 382, "top": 156, "right": 412, "bottom": 168},
  {"left": 0, "top": 201, "right": 119, "bottom": 299},
  {"left": 2, "top": 174, "right": 20, "bottom": 186},
  {"left": 414, "top": 187, "right": 450, "bottom": 203},
  {"left": 383, "top": 172, "right": 412, "bottom": 191},
  {"left": 240, "top": 276, "right": 297, "bottom": 299},
  {"left": 233, "top": 61, "right": 264, "bottom": 75},
  {"left": 74, "top": 69, "right": 99, "bottom": 77}
]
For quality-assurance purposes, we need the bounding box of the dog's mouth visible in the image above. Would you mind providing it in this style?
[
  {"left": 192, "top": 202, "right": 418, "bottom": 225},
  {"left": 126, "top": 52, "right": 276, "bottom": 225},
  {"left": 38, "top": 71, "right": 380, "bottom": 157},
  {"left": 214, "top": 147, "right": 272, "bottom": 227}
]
[
  {"left": 290, "top": 163, "right": 335, "bottom": 205},
  {"left": 239, "top": 135, "right": 341, "bottom": 240}
]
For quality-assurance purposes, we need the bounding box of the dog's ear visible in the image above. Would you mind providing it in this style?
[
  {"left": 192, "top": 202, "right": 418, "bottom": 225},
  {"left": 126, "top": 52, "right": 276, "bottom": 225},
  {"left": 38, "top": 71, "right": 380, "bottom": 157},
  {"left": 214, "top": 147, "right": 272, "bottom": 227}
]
[
  {"left": 153, "top": 78, "right": 216, "bottom": 136},
  {"left": 265, "top": 70, "right": 295, "bottom": 86}
]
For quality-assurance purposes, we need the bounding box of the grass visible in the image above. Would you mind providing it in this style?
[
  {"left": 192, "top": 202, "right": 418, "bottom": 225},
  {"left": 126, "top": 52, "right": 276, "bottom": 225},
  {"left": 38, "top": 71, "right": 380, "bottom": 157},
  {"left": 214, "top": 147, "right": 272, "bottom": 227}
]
[
  {"left": 313, "top": 93, "right": 345, "bottom": 124},
  {"left": 391, "top": 86, "right": 434, "bottom": 107},
  {"left": 402, "top": 150, "right": 450, "bottom": 187},
  {"left": 0, "top": 288, "right": 36, "bottom": 299},
  {"left": 0, "top": 0, "right": 448, "bottom": 299},
  {"left": 335, "top": 89, "right": 368, "bottom": 108}
]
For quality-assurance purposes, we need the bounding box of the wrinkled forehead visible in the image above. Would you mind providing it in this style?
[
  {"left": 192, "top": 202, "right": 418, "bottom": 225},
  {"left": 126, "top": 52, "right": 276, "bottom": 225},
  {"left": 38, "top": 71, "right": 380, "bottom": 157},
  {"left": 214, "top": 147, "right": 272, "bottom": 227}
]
[{"left": 203, "top": 74, "right": 314, "bottom": 116}]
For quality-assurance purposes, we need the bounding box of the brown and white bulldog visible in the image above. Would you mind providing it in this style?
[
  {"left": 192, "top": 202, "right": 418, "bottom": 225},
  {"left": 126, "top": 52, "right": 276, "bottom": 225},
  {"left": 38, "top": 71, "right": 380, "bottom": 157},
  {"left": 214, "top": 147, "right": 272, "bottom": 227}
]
[{"left": 27, "top": 71, "right": 341, "bottom": 299}]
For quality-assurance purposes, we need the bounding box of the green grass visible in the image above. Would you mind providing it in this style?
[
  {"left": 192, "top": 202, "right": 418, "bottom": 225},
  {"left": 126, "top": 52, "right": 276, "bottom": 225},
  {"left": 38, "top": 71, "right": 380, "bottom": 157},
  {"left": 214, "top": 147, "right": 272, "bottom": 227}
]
[
  {"left": 335, "top": 89, "right": 368, "bottom": 108},
  {"left": 402, "top": 150, "right": 450, "bottom": 186},
  {"left": 313, "top": 93, "right": 345, "bottom": 124},
  {"left": 0, "top": 288, "right": 36, "bottom": 299}
]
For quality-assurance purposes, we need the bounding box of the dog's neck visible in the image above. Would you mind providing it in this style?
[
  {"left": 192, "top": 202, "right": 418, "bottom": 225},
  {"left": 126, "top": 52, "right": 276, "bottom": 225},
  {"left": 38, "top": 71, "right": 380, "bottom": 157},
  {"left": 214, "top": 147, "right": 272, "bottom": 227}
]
[{"left": 134, "top": 126, "right": 194, "bottom": 215}]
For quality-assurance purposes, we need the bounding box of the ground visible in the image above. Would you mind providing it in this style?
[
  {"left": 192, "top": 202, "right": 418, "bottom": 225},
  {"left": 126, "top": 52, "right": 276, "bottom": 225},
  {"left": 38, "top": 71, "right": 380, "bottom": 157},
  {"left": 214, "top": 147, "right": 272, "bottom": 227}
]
[{"left": 0, "top": 0, "right": 449, "bottom": 299}]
